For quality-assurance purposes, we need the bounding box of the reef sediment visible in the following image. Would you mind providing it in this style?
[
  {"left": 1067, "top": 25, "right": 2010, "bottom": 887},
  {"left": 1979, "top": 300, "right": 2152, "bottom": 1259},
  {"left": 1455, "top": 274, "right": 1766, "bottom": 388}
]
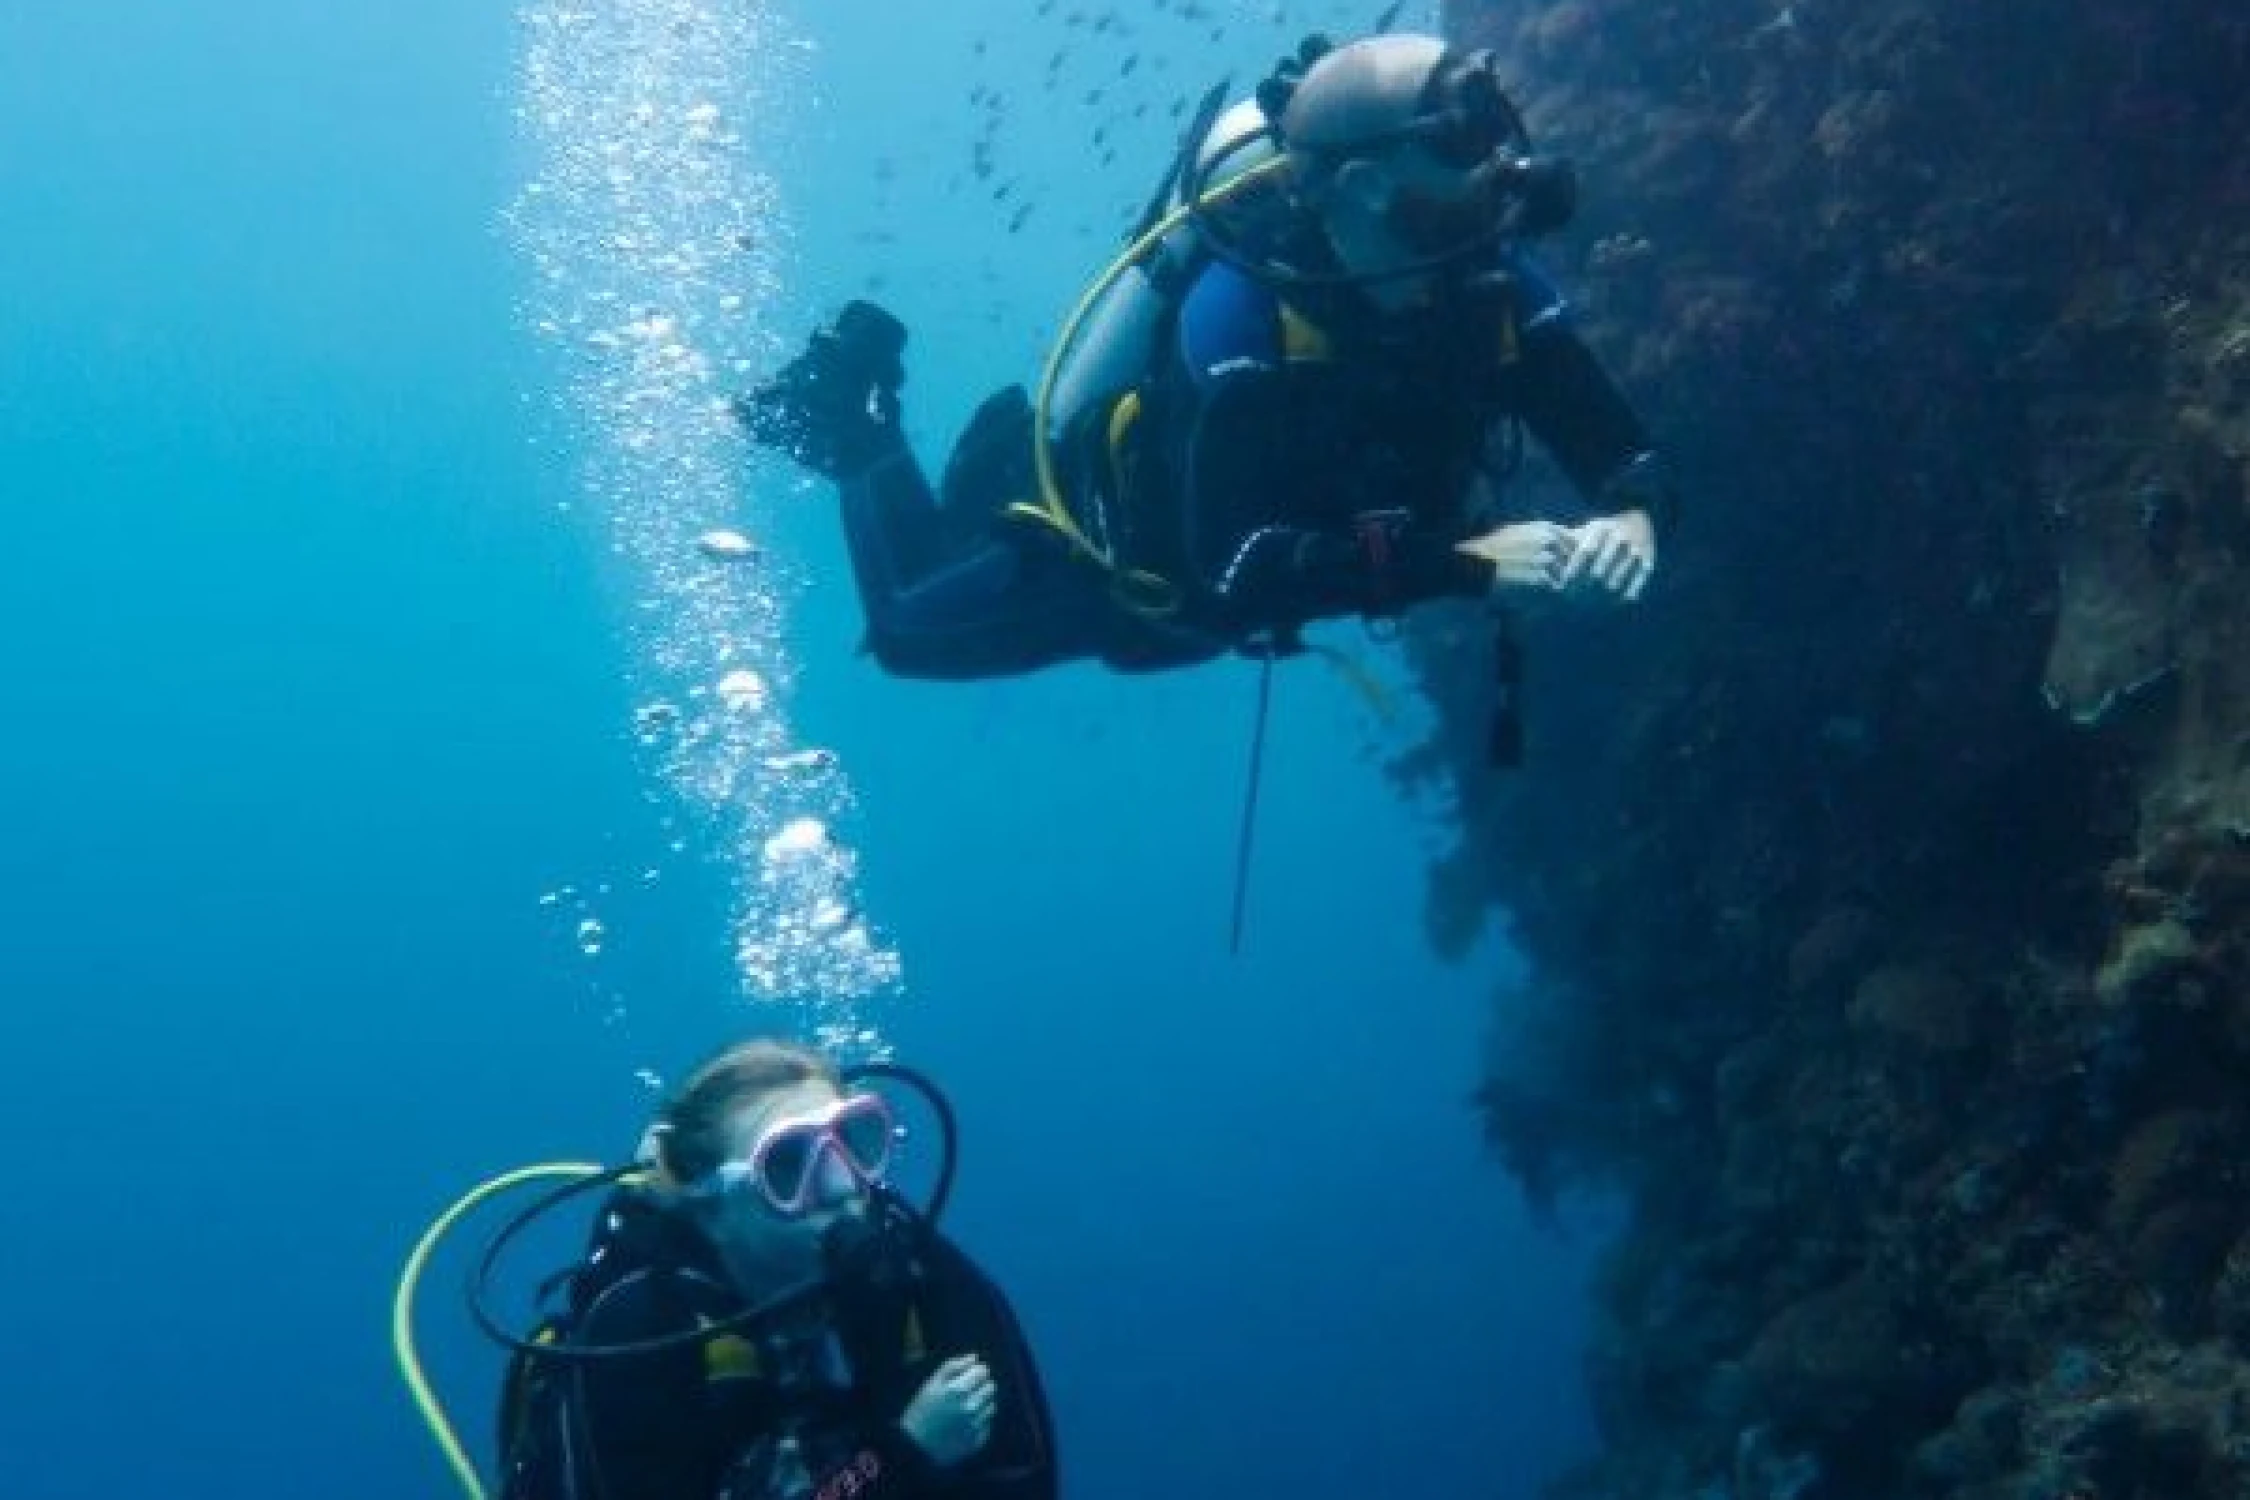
[{"left": 1415, "top": 3, "right": 2250, "bottom": 1494}]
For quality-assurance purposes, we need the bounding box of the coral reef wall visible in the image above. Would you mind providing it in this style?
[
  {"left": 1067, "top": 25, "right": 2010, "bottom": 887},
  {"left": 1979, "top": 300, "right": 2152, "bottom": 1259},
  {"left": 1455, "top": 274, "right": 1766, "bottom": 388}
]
[{"left": 1412, "top": 2, "right": 2250, "bottom": 1495}]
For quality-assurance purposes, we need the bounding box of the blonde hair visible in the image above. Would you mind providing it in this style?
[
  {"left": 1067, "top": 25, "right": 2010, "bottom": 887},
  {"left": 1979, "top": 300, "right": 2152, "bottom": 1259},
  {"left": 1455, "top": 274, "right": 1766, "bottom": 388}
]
[{"left": 647, "top": 1038, "right": 841, "bottom": 1186}]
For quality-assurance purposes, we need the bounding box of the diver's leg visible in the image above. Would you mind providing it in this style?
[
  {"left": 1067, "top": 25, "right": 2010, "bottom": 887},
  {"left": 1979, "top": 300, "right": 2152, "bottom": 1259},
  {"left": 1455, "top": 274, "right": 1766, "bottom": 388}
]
[
  {"left": 737, "top": 307, "right": 1021, "bottom": 582},
  {"left": 733, "top": 299, "right": 983, "bottom": 645},
  {"left": 938, "top": 384, "right": 1036, "bottom": 530},
  {"left": 741, "top": 313, "right": 1104, "bottom": 680},
  {"left": 838, "top": 444, "right": 961, "bottom": 600},
  {"left": 842, "top": 462, "right": 1107, "bottom": 681}
]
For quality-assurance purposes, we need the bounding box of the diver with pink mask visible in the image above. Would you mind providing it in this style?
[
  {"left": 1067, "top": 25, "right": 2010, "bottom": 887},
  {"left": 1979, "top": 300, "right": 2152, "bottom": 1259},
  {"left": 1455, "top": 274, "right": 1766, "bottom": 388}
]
[{"left": 480, "top": 1040, "right": 1057, "bottom": 1500}]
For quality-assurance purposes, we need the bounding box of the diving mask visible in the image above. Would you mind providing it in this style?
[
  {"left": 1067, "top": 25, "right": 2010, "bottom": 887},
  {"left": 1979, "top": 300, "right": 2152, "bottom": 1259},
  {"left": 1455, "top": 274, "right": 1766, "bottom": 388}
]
[
  {"left": 690, "top": 1092, "right": 897, "bottom": 1218},
  {"left": 1381, "top": 49, "right": 1577, "bottom": 249}
]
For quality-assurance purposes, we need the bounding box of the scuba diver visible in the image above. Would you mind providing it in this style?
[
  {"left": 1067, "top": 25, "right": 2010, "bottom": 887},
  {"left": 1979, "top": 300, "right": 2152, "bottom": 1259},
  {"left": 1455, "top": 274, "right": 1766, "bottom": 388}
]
[
  {"left": 735, "top": 30, "right": 1671, "bottom": 690},
  {"left": 395, "top": 1038, "right": 1057, "bottom": 1500}
]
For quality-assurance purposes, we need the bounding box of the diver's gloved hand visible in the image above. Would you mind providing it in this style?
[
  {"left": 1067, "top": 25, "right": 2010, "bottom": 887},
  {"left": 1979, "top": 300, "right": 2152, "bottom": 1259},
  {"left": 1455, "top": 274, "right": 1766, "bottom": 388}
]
[
  {"left": 1558, "top": 508, "right": 1657, "bottom": 602},
  {"left": 899, "top": 1353, "right": 997, "bottom": 1469},
  {"left": 1455, "top": 520, "right": 1578, "bottom": 593},
  {"left": 733, "top": 300, "right": 908, "bottom": 480}
]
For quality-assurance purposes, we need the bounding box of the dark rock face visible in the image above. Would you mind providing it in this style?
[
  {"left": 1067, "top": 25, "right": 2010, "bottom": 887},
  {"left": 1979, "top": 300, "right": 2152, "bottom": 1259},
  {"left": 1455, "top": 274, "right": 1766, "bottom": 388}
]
[{"left": 1415, "top": 1, "right": 2250, "bottom": 1494}]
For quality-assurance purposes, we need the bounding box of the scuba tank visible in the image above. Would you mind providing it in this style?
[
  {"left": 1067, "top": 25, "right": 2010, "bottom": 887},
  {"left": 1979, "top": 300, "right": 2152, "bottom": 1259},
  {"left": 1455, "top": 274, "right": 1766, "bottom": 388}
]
[{"left": 1044, "top": 91, "right": 1288, "bottom": 443}]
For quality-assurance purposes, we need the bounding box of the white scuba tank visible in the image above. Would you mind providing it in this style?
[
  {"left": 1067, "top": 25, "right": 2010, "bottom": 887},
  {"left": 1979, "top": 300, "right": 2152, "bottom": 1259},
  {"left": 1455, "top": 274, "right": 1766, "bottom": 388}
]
[{"left": 1045, "top": 96, "right": 1284, "bottom": 440}]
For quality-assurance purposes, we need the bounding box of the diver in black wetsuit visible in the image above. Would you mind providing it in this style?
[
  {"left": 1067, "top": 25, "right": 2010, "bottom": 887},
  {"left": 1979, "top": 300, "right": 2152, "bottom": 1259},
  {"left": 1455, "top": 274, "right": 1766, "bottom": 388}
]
[
  {"left": 736, "top": 31, "right": 1670, "bottom": 689},
  {"left": 493, "top": 1041, "right": 1056, "bottom": 1500}
]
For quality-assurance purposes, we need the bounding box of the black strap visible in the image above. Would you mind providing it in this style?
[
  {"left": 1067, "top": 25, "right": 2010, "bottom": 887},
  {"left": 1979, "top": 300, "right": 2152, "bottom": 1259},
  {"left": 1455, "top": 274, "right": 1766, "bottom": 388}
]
[{"left": 1131, "top": 80, "right": 1233, "bottom": 253}]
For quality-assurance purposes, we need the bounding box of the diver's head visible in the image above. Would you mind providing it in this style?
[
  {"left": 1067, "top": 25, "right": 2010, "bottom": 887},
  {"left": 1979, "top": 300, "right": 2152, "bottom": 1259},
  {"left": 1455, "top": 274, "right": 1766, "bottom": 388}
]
[
  {"left": 644, "top": 1039, "right": 896, "bottom": 1292},
  {"left": 1275, "top": 33, "right": 1574, "bottom": 304}
]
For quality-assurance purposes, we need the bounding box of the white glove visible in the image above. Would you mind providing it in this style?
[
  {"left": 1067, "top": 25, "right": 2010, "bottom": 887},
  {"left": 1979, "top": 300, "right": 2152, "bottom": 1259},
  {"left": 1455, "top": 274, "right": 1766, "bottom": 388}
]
[
  {"left": 1454, "top": 521, "right": 1578, "bottom": 592},
  {"left": 899, "top": 1354, "right": 997, "bottom": 1469},
  {"left": 1558, "top": 509, "right": 1657, "bottom": 601}
]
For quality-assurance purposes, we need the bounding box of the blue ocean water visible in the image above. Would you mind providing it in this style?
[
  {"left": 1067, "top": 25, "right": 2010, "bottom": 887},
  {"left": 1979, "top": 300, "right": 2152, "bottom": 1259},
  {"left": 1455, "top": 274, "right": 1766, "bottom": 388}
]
[{"left": 1, "top": 3, "right": 1599, "bottom": 1497}]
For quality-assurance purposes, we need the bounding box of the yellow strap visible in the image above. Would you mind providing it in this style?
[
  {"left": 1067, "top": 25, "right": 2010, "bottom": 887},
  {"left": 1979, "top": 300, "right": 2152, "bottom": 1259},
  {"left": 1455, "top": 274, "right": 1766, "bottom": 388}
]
[
  {"left": 705, "top": 1332, "right": 762, "bottom": 1381},
  {"left": 699, "top": 1303, "right": 927, "bottom": 1385},
  {"left": 1106, "top": 388, "right": 1143, "bottom": 461},
  {"left": 904, "top": 1306, "right": 927, "bottom": 1362},
  {"left": 1309, "top": 644, "right": 1399, "bottom": 724},
  {"left": 1278, "top": 303, "right": 1333, "bottom": 363}
]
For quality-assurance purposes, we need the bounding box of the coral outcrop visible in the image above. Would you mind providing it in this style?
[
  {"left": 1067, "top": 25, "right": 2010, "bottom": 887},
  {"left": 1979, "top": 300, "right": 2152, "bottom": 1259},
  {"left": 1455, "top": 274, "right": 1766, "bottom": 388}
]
[{"left": 1414, "top": 1, "right": 2250, "bottom": 1494}]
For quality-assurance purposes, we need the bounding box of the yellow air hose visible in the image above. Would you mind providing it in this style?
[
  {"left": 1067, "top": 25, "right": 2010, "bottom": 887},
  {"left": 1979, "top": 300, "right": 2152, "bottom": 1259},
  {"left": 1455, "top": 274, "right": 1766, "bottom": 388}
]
[
  {"left": 1013, "top": 154, "right": 1294, "bottom": 612},
  {"left": 1017, "top": 151, "right": 1412, "bottom": 724},
  {"left": 392, "top": 1161, "right": 614, "bottom": 1500}
]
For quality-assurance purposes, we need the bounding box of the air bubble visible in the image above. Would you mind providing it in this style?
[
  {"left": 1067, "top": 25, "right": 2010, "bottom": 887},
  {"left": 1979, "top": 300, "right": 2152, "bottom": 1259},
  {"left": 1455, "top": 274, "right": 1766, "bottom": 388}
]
[
  {"left": 764, "top": 816, "right": 830, "bottom": 864},
  {"left": 717, "top": 668, "right": 768, "bottom": 713},
  {"left": 511, "top": 0, "right": 898, "bottom": 1025},
  {"left": 696, "top": 528, "right": 758, "bottom": 560},
  {"left": 763, "top": 747, "right": 838, "bottom": 776}
]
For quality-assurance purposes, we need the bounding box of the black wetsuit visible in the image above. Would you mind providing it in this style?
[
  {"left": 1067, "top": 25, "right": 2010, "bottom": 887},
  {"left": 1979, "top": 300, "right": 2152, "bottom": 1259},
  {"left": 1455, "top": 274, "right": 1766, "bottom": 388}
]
[
  {"left": 499, "top": 1196, "right": 1058, "bottom": 1500},
  {"left": 828, "top": 250, "right": 1663, "bottom": 682}
]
